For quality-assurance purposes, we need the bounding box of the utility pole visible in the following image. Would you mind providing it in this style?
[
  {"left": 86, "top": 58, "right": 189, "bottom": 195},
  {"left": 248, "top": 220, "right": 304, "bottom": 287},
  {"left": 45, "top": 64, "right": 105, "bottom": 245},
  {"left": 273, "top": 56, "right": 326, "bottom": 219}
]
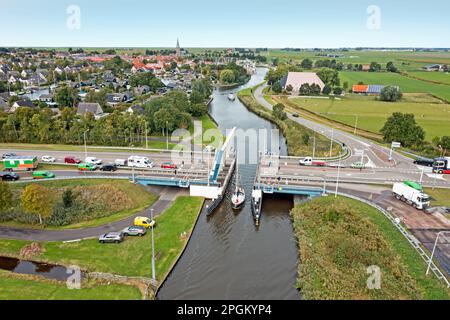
[
  {"left": 312, "top": 133, "right": 316, "bottom": 159},
  {"left": 335, "top": 155, "right": 341, "bottom": 198},
  {"left": 354, "top": 114, "right": 358, "bottom": 135},
  {"left": 329, "top": 128, "right": 334, "bottom": 158},
  {"left": 144, "top": 120, "right": 148, "bottom": 150},
  {"left": 426, "top": 231, "right": 450, "bottom": 277},
  {"left": 83, "top": 129, "right": 89, "bottom": 161},
  {"left": 151, "top": 208, "right": 156, "bottom": 281},
  {"left": 166, "top": 121, "right": 169, "bottom": 150}
]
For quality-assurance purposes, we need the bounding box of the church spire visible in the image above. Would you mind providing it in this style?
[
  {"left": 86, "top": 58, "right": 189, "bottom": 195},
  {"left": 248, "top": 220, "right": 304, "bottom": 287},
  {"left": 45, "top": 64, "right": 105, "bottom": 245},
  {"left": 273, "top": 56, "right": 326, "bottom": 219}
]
[{"left": 176, "top": 38, "right": 181, "bottom": 57}]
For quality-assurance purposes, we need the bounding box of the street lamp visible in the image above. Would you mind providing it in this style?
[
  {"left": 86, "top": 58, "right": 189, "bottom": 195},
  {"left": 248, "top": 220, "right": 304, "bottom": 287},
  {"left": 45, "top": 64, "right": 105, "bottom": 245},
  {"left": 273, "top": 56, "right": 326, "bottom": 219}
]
[
  {"left": 205, "top": 145, "right": 213, "bottom": 186},
  {"left": 151, "top": 208, "right": 156, "bottom": 281},
  {"left": 83, "top": 129, "right": 89, "bottom": 161},
  {"left": 144, "top": 120, "right": 148, "bottom": 150},
  {"left": 354, "top": 114, "right": 358, "bottom": 135},
  {"left": 426, "top": 231, "right": 450, "bottom": 277},
  {"left": 335, "top": 155, "right": 341, "bottom": 198},
  {"left": 329, "top": 128, "right": 334, "bottom": 158},
  {"left": 166, "top": 121, "right": 169, "bottom": 150}
]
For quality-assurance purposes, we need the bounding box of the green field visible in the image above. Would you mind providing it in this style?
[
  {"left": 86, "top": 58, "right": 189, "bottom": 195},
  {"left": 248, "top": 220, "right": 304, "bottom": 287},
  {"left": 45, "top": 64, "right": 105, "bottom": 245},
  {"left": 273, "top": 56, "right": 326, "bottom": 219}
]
[
  {"left": 408, "top": 72, "right": 450, "bottom": 86},
  {"left": 291, "top": 196, "right": 450, "bottom": 300},
  {"left": 0, "top": 271, "right": 142, "bottom": 300},
  {"left": 0, "top": 196, "right": 203, "bottom": 281},
  {"left": 289, "top": 96, "right": 450, "bottom": 141},
  {"left": 340, "top": 71, "right": 450, "bottom": 102}
]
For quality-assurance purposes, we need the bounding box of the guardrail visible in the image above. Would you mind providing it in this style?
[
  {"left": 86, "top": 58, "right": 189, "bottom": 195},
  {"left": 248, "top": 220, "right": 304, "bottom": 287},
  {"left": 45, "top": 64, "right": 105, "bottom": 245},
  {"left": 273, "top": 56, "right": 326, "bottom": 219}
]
[{"left": 338, "top": 192, "right": 450, "bottom": 288}]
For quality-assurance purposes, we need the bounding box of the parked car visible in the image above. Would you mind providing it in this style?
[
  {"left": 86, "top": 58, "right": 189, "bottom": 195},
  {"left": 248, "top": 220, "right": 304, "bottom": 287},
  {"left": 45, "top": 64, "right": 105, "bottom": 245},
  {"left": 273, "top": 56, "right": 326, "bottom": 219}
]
[
  {"left": 134, "top": 216, "right": 156, "bottom": 229},
  {"left": 114, "top": 159, "right": 128, "bottom": 167},
  {"left": 122, "top": 226, "right": 147, "bottom": 237},
  {"left": 413, "top": 157, "right": 434, "bottom": 167},
  {"left": 161, "top": 162, "right": 177, "bottom": 169},
  {"left": 64, "top": 156, "right": 81, "bottom": 164},
  {"left": 85, "top": 157, "right": 102, "bottom": 166},
  {"left": 98, "top": 232, "right": 124, "bottom": 244},
  {"left": 351, "top": 162, "right": 365, "bottom": 169},
  {"left": 292, "top": 113, "right": 299, "bottom": 118},
  {"left": 41, "top": 155, "right": 56, "bottom": 163},
  {"left": 2, "top": 153, "right": 17, "bottom": 159},
  {"left": 78, "top": 163, "right": 96, "bottom": 171},
  {"left": 32, "top": 171, "right": 55, "bottom": 179},
  {"left": 100, "top": 163, "right": 117, "bottom": 172},
  {"left": 0, "top": 172, "right": 20, "bottom": 181}
]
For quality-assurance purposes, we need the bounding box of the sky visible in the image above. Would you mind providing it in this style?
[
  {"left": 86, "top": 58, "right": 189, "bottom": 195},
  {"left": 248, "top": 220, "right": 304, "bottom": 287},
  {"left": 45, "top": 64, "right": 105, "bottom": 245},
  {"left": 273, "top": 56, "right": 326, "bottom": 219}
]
[{"left": 1, "top": 0, "right": 449, "bottom": 48}]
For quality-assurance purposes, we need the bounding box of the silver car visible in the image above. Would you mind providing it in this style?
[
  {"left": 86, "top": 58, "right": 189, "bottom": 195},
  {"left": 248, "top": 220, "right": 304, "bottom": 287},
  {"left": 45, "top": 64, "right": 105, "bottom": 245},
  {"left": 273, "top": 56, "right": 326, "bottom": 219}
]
[
  {"left": 99, "top": 232, "right": 124, "bottom": 244},
  {"left": 122, "top": 226, "right": 147, "bottom": 237}
]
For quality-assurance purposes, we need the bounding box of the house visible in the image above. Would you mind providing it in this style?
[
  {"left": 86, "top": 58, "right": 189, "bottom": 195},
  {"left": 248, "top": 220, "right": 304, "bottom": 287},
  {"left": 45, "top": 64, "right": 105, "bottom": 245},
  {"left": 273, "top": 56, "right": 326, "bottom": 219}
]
[
  {"left": 0, "top": 96, "right": 7, "bottom": 111},
  {"left": 77, "top": 102, "right": 104, "bottom": 119},
  {"left": 422, "top": 64, "right": 447, "bottom": 72},
  {"left": 134, "top": 85, "right": 151, "bottom": 96},
  {"left": 280, "top": 72, "right": 325, "bottom": 92},
  {"left": 352, "top": 84, "right": 398, "bottom": 95},
  {"left": 352, "top": 85, "right": 369, "bottom": 93},
  {"left": 361, "top": 64, "right": 371, "bottom": 72},
  {"left": 10, "top": 99, "right": 35, "bottom": 112},
  {"left": 54, "top": 66, "right": 64, "bottom": 75},
  {"left": 39, "top": 93, "right": 54, "bottom": 103},
  {"left": 106, "top": 92, "right": 133, "bottom": 106},
  {"left": 127, "top": 104, "right": 145, "bottom": 115},
  {"left": 21, "top": 69, "right": 33, "bottom": 78}
]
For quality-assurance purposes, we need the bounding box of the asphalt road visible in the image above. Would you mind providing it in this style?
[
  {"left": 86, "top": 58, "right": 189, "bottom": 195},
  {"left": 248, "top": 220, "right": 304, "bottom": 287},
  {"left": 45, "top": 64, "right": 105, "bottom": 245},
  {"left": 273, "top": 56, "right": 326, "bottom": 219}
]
[{"left": 0, "top": 187, "right": 186, "bottom": 242}]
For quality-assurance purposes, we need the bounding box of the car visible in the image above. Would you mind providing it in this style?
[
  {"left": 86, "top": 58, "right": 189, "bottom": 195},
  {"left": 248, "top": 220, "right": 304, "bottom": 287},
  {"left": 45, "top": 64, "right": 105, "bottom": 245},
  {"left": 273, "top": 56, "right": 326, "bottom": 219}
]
[
  {"left": 41, "top": 155, "right": 56, "bottom": 163},
  {"left": 122, "top": 226, "right": 147, "bottom": 237},
  {"left": 32, "top": 171, "right": 55, "bottom": 179},
  {"left": 100, "top": 163, "right": 117, "bottom": 172},
  {"left": 0, "top": 172, "right": 20, "bottom": 181},
  {"left": 292, "top": 113, "right": 300, "bottom": 118},
  {"left": 98, "top": 232, "right": 124, "bottom": 244},
  {"left": 78, "top": 163, "right": 96, "bottom": 171},
  {"left": 413, "top": 158, "right": 434, "bottom": 167},
  {"left": 64, "top": 156, "right": 81, "bottom": 164},
  {"left": 2, "top": 153, "right": 17, "bottom": 159},
  {"left": 134, "top": 216, "right": 156, "bottom": 229},
  {"left": 161, "top": 162, "right": 177, "bottom": 169},
  {"left": 351, "top": 162, "right": 365, "bottom": 169},
  {"left": 85, "top": 157, "right": 102, "bottom": 166}
]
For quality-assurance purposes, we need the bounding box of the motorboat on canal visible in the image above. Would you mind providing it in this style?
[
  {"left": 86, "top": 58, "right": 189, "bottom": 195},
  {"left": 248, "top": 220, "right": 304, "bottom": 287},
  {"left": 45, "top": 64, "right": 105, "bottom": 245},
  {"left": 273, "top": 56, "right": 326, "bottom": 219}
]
[
  {"left": 231, "top": 160, "right": 245, "bottom": 210},
  {"left": 227, "top": 93, "right": 236, "bottom": 101},
  {"left": 251, "top": 189, "right": 262, "bottom": 226}
]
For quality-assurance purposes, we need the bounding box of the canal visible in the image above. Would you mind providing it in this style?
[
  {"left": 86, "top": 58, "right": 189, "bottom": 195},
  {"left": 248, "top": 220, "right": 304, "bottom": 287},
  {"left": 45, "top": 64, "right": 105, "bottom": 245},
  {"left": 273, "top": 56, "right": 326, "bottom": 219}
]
[{"left": 157, "top": 68, "right": 301, "bottom": 300}]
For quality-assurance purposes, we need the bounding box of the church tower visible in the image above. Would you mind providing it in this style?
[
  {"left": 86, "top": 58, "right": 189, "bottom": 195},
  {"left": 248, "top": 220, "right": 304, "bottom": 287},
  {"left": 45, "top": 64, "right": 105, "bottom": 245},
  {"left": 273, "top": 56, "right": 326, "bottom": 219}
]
[{"left": 176, "top": 38, "right": 181, "bottom": 57}]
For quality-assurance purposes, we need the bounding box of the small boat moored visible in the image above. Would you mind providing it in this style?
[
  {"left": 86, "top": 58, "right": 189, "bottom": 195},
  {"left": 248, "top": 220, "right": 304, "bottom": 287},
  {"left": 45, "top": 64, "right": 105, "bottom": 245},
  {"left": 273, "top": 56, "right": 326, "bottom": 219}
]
[
  {"left": 231, "top": 159, "right": 245, "bottom": 210},
  {"left": 227, "top": 93, "right": 236, "bottom": 101},
  {"left": 251, "top": 189, "right": 262, "bottom": 225}
]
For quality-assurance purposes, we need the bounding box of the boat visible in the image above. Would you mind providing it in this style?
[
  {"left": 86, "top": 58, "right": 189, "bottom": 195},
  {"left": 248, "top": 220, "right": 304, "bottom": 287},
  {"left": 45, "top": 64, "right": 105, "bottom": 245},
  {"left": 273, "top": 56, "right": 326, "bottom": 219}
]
[
  {"left": 231, "top": 161, "right": 245, "bottom": 210},
  {"left": 251, "top": 189, "right": 263, "bottom": 226},
  {"left": 227, "top": 93, "right": 236, "bottom": 101}
]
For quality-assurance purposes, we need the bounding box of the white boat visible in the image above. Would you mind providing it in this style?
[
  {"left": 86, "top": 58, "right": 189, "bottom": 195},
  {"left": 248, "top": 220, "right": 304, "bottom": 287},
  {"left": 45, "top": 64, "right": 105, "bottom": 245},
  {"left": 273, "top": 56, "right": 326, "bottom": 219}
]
[
  {"left": 231, "top": 160, "right": 245, "bottom": 209},
  {"left": 228, "top": 93, "right": 236, "bottom": 101}
]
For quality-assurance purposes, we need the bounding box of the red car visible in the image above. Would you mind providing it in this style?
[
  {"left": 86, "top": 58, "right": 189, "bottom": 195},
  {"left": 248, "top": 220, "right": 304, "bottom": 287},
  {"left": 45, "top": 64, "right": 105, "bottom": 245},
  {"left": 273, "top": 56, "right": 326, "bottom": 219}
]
[
  {"left": 161, "top": 162, "right": 177, "bottom": 169},
  {"left": 64, "top": 156, "right": 81, "bottom": 164}
]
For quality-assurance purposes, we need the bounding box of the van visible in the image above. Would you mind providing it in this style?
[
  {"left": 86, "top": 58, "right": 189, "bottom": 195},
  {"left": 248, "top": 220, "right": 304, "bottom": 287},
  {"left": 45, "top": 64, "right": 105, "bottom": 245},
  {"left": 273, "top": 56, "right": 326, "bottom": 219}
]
[
  {"left": 85, "top": 157, "right": 102, "bottom": 166},
  {"left": 134, "top": 216, "right": 156, "bottom": 229},
  {"left": 128, "top": 156, "right": 154, "bottom": 168},
  {"left": 114, "top": 159, "right": 128, "bottom": 166}
]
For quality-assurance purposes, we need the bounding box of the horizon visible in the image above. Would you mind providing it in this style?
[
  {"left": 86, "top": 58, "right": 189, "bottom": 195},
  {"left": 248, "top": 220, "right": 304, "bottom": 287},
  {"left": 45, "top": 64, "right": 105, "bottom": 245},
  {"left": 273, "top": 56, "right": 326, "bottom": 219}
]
[{"left": 1, "top": 0, "right": 450, "bottom": 48}]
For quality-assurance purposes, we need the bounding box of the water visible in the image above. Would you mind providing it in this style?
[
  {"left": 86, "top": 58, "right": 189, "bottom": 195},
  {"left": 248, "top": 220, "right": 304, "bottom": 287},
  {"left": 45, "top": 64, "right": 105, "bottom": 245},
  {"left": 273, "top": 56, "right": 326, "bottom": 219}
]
[
  {"left": 0, "top": 256, "right": 73, "bottom": 282},
  {"left": 157, "top": 68, "right": 300, "bottom": 300}
]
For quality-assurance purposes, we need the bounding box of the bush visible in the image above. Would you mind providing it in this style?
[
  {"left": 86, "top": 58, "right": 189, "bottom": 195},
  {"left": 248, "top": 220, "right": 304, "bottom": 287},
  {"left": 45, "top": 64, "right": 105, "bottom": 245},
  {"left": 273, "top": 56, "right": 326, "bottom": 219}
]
[{"left": 380, "top": 86, "right": 402, "bottom": 102}]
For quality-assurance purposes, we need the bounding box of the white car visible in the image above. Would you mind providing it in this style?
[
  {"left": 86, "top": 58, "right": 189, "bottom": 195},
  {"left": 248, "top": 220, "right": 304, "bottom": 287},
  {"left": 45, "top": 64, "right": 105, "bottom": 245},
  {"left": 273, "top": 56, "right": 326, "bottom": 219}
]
[
  {"left": 85, "top": 157, "right": 102, "bottom": 166},
  {"left": 41, "top": 155, "right": 56, "bottom": 163}
]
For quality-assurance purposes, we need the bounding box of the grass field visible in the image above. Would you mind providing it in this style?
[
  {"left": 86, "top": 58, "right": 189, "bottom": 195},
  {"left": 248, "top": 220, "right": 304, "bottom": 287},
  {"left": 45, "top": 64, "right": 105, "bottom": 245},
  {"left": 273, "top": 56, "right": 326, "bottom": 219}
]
[
  {"left": 0, "top": 196, "right": 203, "bottom": 281},
  {"left": 291, "top": 196, "right": 450, "bottom": 300},
  {"left": 289, "top": 96, "right": 450, "bottom": 141},
  {"left": 407, "top": 72, "right": 450, "bottom": 86},
  {"left": 3, "top": 179, "right": 158, "bottom": 230},
  {"left": 340, "top": 71, "right": 450, "bottom": 102},
  {"left": 425, "top": 188, "right": 450, "bottom": 207},
  {"left": 0, "top": 271, "right": 142, "bottom": 300}
]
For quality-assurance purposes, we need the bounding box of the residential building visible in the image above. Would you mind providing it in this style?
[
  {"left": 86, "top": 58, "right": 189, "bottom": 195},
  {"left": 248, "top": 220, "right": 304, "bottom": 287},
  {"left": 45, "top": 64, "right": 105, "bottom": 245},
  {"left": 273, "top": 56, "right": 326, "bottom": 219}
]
[{"left": 280, "top": 72, "right": 325, "bottom": 92}]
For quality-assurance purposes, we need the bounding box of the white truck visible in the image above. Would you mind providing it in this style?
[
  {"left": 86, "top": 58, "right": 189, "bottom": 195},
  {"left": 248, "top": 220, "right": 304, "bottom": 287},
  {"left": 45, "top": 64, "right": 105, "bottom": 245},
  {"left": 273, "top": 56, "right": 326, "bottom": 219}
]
[
  {"left": 128, "top": 156, "right": 154, "bottom": 168},
  {"left": 299, "top": 157, "right": 326, "bottom": 167},
  {"left": 392, "top": 182, "right": 430, "bottom": 210}
]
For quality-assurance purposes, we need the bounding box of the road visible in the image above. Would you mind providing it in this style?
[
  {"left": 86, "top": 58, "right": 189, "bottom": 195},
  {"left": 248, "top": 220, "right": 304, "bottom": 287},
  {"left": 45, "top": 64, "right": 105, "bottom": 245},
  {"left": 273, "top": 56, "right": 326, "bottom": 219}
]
[
  {"left": 0, "top": 187, "right": 186, "bottom": 242},
  {"left": 253, "top": 84, "right": 417, "bottom": 170}
]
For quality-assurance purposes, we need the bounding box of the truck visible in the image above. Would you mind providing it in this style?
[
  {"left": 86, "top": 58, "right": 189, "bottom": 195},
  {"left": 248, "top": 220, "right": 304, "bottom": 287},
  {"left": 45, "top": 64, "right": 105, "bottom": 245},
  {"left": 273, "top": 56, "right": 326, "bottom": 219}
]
[
  {"left": 2, "top": 156, "right": 38, "bottom": 171},
  {"left": 128, "top": 156, "right": 154, "bottom": 168},
  {"left": 392, "top": 182, "right": 430, "bottom": 210},
  {"left": 299, "top": 157, "right": 326, "bottom": 167},
  {"left": 433, "top": 157, "right": 450, "bottom": 174}
]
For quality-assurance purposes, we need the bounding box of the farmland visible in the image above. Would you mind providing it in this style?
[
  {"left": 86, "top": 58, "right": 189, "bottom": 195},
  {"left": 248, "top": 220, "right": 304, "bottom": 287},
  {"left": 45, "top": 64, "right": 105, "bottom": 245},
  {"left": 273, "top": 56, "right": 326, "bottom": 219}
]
[{"left": 287, "top": 95, "right": 450, "bottom": 141}]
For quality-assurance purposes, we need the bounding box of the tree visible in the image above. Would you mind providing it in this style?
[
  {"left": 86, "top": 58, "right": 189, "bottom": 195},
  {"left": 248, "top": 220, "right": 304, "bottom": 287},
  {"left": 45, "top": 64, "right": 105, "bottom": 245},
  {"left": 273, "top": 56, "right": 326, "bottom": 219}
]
[
  {"left": 302, "top": 133, "right": 310, "bottom": 145},
  {"left": 299, "top": 83, "right": 311, "bottom": 96},
  {"left": 317, "top": 68, "right": 340, "bottom": 87},
  {"left": 310, "top": 84, "right": 321, "bottom": 95},
  {"left": 272, "top": 103, "right": 287, "bottom": 120},
  {"left": 381, "top": 113, "right": 425, "bottom": 147},
  {"left": 21, "top": 184, "right": 53, "bottom": 224},
  {"left": 0, "top": 182, "right": 12, "bottom": 211},
  {"left": 286, "top": 84, "right": 293, "bottom": 93},
  {"left": 322, "top": 85, "right": 332, "bottom": 95},
  {"left": 55, "top": 85, "right": 78, "bottom": 108},
  {"left": 333, "top": 87, "right": 343, "bottom": 95},
  {"left": 220, "top": 69, "right": 236, "bottom": 84},
  {"left": 369, "top": 62, "right": 382, "bottom": 72},
  {"left": 300, "top": 58, "right": 313, "bottom": 69},
  {"left": 435, "top": 136, "right": 450, "bottom": 156},
  {"left": 380, "top": 86, "right": 402, "bottom": 102},
  {"left": 62, "top": 190, "right": 74, "bottom": 208},
  {"left": 386, "top": 61, "right": 398, "bottom": 73},
  {"left": 272, "top": 81, "right": 282, "bottom": 93}
]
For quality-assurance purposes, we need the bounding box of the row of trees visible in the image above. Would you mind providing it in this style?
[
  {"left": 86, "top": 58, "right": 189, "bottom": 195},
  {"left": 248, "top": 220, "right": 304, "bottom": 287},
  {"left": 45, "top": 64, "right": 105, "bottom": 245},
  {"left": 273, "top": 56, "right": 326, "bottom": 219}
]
[{"left": 299, "top": 58, "right": 399, "bottom": 73}]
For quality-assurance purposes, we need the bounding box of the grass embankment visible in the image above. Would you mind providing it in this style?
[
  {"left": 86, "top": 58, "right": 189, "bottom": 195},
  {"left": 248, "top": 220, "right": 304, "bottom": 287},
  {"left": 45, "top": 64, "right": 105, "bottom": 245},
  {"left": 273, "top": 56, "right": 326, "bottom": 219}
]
[
  {"left": 286, "top": 94, "right": 450, "bottom": 141},
  {"left": 0, "top": 196, "right": 204, "bottom": 300},
  {"left": 425, "top": 188, "right": 450, "bottom": 207},
  {"left": 0, "top": 196, "right": 203, "bottom": 280},
  {"left": 3, "top": 179, "right": 158, "bottom": 229},
  {"left": 238, "top": 87, "right": 341, "bottom": 157},
  {"left": 0, "top": 270, "right": 141, "bottom": 300},
  {"left": 291, "top": 196, "right": 450, "bottom": 300},
  {"left": 189, "top": 115, "right": 224, "bottom": 149}
]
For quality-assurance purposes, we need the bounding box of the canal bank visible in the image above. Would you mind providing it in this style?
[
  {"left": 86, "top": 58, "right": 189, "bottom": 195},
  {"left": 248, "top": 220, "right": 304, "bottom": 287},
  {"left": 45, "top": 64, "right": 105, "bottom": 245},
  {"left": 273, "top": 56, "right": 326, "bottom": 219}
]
[{"left": 157, "top": 68, "right": 301, "bottom": 300}]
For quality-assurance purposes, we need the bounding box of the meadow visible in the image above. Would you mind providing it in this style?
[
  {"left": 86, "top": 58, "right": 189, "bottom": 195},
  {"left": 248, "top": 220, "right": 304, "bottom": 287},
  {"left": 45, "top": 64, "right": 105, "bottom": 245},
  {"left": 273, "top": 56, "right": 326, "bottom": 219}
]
[{"left": 289, "top": 96, "right": 450, "bottom": 141}]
